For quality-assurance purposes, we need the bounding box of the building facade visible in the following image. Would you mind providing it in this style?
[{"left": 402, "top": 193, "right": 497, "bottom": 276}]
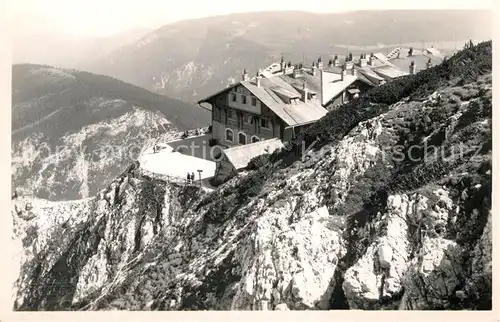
[
  {"left": 198, "top": 71, "right": 328, "bottom": 147},
  {"left": 207, "top": 84, "right": 286, "bottom": 146}
]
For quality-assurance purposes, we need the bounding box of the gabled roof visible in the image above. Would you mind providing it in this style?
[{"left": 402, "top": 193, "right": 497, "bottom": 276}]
[
  {"left": 197, "top": 83, "right": 239, "bottom": 105},
  {"left": 356, "top": 66, "right": 386, "bottom": 84},
  {"left": 224, "top": 138, "right": 285, "bottom": 170},
  {"left": 373, "top": 53, "right": 390, "bottom": 62},
  {"left": 323, "top": 65, "right": 377, "bottom": 87},
  {"left": 388, "top": 54, "right": 443, "bottom": 74},
  {"left": 320, "top": 73, "right": 359, "bottom": 105},
  {"left": 280, "top": 69, "right": 374, "bottom": 105},
  {"left": 198, "top": 77, "right": 327, "bottom": 127}
]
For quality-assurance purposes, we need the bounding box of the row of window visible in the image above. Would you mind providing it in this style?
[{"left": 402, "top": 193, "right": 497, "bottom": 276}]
[
  {"left": 226, "top": 129, "right": 260, "bottom": 145},
  {"left": 226, "top": 109, "right": 270, "bottom": 128},
  {"left": 230, "top": 93, "right": 258, "bottom": 106}
]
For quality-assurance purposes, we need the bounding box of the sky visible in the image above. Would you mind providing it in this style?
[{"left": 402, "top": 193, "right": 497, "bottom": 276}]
[{"left": 6, "top": 0, "right": 495, "bottom": 37}]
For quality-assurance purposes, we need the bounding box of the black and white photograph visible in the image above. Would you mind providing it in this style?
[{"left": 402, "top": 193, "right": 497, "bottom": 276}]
[{"left": 2, "top": 0, "right": 496, "bottom": 317}]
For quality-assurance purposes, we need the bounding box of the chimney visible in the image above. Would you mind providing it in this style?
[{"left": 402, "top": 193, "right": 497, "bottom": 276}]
[
  {"left": 334, "top": 55, "right": 340, "bottom": 66},
  {"left": 368, "top": 53, "right": 374, "bottom": 66},
  {"left": 426, "top": 58, "right": 432, "bottom": 69},
  {"left": 408, "top": 47, "right": 413, "bottom": 57},
  {"left": 359, "top": 53, "right": 367, "bottom": 67},
  {"left": 344, "top": 60, "right": 354, "bottom": 71},
  {"left": 341, "top": 67, "right": 346, "bottom": 81},
  {"left": 284, "top": 61, "right": 294, "bottom": 75},
  {"left": 409, "top": 61, "right": 416, "bottom": 75},
  {"left": 319, "top": 68, "right": 324, "bottom": 105},
  {"left": 302, "top": 81, "right": 308, "bottom": 103},
  {"left": 317, "top": 56, "right": 323, "bottom": 69},
  {"left": 312, "top": 61, "right": 317, "bottom": 76},
  {"left": 256, "top": 69, "right": 262, "bottom": 87},
  {"left": 328, "top": 59, "right": 334, "bottom": 68},
  {"left": 353, "top": 68, "right": 358, "bottom": 76},
  {"left": 242, "top": 68, "right": 249, "bottom": 81},
  {"left": 292, "top": 64, "right": 304, "bottom": 79},
  {"left": 280, "top": 55, "right": 286, "bottom": 72}
]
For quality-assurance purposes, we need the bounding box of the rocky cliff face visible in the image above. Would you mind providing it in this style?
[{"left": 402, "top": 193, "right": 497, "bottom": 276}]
[{"left": 12, "top": 69, "right": 492, "bottom": 310}]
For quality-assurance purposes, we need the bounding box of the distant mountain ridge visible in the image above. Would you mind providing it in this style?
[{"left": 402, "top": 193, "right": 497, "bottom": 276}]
[
  {"left": 12, "top": 28, "right": 151, "bottom": 68},
  {"left": 11, "top": 64, "right": 210, "bottom": 200},
  {"left": 84, "top": 10, "right": 492, "bottom": 103}
]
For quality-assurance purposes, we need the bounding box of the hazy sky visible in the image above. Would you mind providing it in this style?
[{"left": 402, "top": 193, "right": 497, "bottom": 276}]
[{"left": 7, "top": 0, "right": 494, "bottom": 37}]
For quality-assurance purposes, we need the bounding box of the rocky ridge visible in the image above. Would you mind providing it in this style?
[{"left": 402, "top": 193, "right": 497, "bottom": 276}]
[{"left": 12, "top": 44, "right": 492, "bottom": 311}]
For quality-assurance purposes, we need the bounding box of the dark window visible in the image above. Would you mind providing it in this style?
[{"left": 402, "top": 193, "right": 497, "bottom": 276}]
[
  {"left": 242, "top": 95, "right": 247, "bottom": 104},
  {"left": 251, "top": 97, "right": 257, "bottom": 106},
  {"left": 227, "top": 109, "right": 233, "bottom": 119},
  {"left": 239, "top": 132, "right": 247, "bottom": 145},
  {"left": 261, "top": 118, "right": 269, "bottom": 129},
  {"left": 232, "top": 93, "right": 237, "bottom": 101},
  {"left": 226, "top": 129, "right": 234, "bottom": 141},
  {"left": 252, "top": 136, "right": 260, "bottom": 143}
]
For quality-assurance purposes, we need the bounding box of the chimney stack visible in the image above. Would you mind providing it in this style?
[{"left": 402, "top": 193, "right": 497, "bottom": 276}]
[
  {"left": 242, "top": 68, "right": 249, "bottom": 81},
  {"left": 302, "top": 81, "right": 308, "bottom": 103},
  {"left": 359, "top": 53, "right": 367, "bottom": 67},
  {"left": 344, "top": 60, "right": 354, "bottom": 71},
  {"left": 334, "top": 55, "right": 340, "bottom": 67},
  {"left": 292, "top": 64, "right": 304, "bottom": 79},
  {"left": 280, "top": 55, "right": 286, "bottom": 72},
  {"left": 317, "top": 56, "right": 323, "bottom": 69},
  {"left": 409, "top": 61, "right": 416, "bottom": 75},
  {"left": 284, "top": 61, "right": 294, "bottom": 75},
  {"left": 426, "top": 58, "right": 432, "bottom": 69},
  {"left": 368, "top": 53, "right": 374, "bottom": 66},
  {"left": 256, "top": 69, "right": 262, "bottom": 87},
  {"left": 341, "top": 67, "right": 346, "bottom": 81},
  {"left": 408, "top": 47, "right": 413, "bottom": 57},
  {"left": 312, "top": 61, "right": 317, "bottom": 76}
]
